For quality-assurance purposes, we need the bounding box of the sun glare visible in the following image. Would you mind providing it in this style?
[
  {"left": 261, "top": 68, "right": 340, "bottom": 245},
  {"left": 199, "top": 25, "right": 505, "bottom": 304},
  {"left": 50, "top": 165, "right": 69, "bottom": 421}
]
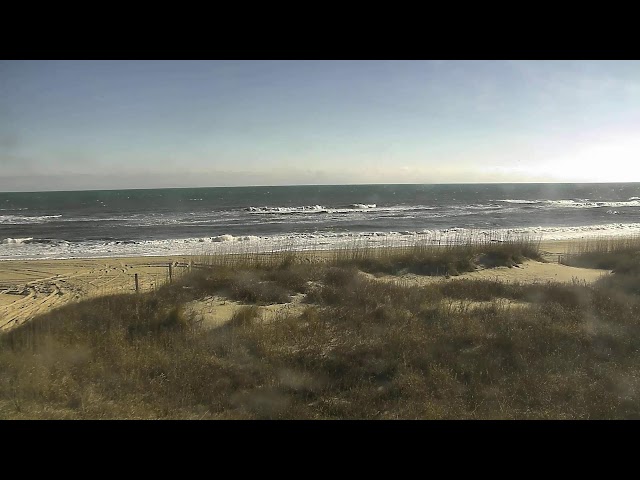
[{"left": 511, "top": 135, "right": 640, "bottom": 183}]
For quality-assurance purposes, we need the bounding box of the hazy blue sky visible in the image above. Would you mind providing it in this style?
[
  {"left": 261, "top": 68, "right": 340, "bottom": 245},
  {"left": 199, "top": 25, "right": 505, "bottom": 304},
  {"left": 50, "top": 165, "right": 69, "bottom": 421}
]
[{"left": 1, "top": 60, "right": 639, "bottom": 191}]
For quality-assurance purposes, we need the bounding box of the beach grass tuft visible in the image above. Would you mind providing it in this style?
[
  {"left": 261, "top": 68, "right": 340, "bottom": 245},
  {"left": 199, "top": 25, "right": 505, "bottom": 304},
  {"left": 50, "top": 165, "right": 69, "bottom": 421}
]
[{"left": 561, "top": 235, "right": 640, "bottom": 274}]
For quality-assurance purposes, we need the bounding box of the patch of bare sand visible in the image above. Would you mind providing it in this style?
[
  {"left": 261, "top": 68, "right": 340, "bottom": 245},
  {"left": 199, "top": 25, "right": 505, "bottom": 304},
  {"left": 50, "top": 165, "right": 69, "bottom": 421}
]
[
  {"left": 446, "top": 298, "right": 530, "bottom": 311},
  {"left": 0, "top": 256, "right": 194, "bottom": 331},
  {"left": 361, "top": 257, "right": 610, "bottom": 311},
  {"left": 184, "top": 293, "right": 308, "bottom": 329},
  {"left": 364, "top": 259, "right": 611, "bottom": 289},
  {"left": 468, "top": 260, "right": 610, "bottom": 284},
  {"left": 183, "top": 296, "right": 246, "bottom": 328}
]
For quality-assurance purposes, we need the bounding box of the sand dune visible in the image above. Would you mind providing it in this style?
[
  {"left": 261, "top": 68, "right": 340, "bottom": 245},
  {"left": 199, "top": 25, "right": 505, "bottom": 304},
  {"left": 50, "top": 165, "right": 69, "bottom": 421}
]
[
  {"left": 0, "top": 240, "right": 613, "bottom": 332},
  {"left": 367, "top": 259, "right": 610, "bottom": 289}
]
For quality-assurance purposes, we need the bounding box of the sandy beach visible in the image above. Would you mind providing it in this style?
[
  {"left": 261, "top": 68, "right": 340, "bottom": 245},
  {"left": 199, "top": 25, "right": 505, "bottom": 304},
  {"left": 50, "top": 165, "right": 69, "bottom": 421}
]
[
  {"left": 0, "top": 256, "right": 195, "bottom": 331},
  {"left": 0, "top": 240, "right": 613, "bottom": 332}
]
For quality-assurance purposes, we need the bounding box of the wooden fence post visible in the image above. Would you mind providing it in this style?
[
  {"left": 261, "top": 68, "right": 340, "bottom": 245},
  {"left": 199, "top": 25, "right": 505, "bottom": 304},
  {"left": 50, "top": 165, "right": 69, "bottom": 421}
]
[{"left": 135, "top": 273, "right": 139, "bottom": 293}]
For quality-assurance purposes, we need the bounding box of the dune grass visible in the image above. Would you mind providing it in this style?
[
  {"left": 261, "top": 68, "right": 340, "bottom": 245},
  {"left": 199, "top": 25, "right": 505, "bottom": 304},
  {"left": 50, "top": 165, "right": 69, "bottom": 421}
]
[
  {"left": 2, "top": 236, "right": 640, "bottom": 419},
  {"left": 560, "top": 235, "right": 640, "bottom": 297},
  {"left": 331, "top": 233, "right": 542, "bottom": 276},
  {"left": 561, "top": 235, "right": 640, "bottom": 273}
]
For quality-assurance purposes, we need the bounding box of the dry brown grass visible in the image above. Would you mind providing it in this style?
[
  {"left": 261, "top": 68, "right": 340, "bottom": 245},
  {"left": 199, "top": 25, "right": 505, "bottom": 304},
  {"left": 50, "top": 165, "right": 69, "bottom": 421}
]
[
  {"left": 562, "top": 235, "right": 640, "bottom": 273},
  {"left": 2, "top": 237, "right": 639, "bottom": 419},
  {"left": 331, "top": 234, "right": 542, "bottom": 276}
]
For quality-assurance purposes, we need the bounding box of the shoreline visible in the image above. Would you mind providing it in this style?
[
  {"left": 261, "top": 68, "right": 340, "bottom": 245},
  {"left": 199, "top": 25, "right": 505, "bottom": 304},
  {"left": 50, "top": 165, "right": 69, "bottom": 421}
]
[
  {"left": 3, "top": 222, "right": 640, "bottom": 262},
  {"left": 0, "top": 238, "right": 615, "bottom": 264}
]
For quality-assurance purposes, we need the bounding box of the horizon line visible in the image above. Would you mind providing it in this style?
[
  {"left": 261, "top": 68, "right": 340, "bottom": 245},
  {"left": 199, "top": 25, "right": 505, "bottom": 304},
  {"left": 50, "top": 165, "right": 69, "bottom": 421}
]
[{"left": 1, "top": 180, "right": 639, "bottom": 194}]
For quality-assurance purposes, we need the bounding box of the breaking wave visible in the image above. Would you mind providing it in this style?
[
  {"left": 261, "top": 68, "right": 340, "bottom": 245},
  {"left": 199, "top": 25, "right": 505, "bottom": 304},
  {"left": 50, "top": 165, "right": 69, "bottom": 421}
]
[
  {"left": 349, "top": 203, "right": 376, "bottom": 209},
  {"left": 1, "top": 237, "right": 70, "bottom": 245},
  {"left": 211, "top": 234, "right": 260, "bottom": 242},
  {"left": 497, "top": 199, "right": 640, "bottom": 208},
  {"left": 244, "top": 204, "right": 440, "bottom": 215},
  {"left": 245, "top": 205, "right": 328, "bottom": 214},
  {"left": 2, "top": 237, "right": 34, "bottom": 245},
  {"left": 3, "top": 223, "right": 640, "bottom": 261},
  {"left": 0, "top": 214, "right": 62, "bottom": 224}
]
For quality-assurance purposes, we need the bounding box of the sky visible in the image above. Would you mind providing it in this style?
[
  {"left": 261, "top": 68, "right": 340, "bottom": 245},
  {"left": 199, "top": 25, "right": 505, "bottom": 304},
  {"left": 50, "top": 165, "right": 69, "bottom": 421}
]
[{"left": 1, "top": 60, "right": 639, "bottom": 191}]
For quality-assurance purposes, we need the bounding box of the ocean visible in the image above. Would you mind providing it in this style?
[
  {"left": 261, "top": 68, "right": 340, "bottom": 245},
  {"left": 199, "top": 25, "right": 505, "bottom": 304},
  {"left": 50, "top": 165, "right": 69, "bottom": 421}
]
[{"left": 1, "top": 183, "right": 640, "bottom": 260}]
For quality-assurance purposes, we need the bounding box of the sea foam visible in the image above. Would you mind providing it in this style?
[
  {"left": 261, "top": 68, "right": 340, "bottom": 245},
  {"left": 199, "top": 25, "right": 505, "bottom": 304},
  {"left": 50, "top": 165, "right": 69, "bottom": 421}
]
[
  {"left": 498, "top": 199, "right": 640, "bottom": 208},
  {"left": 1, "top": 237, "right": 34, "bottom": 245},
  {"left": 0, "top": 214, "right": 62, "bottom": 224},
  {"left": 3, "top": 222, "right": 640, "bottom": 261}
]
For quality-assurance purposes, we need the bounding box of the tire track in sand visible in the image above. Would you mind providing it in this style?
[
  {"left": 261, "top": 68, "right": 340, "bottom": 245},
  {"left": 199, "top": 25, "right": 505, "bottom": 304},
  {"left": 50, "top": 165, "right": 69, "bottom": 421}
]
[{"left": 0, "top": 260, "right": 179, "bottom": 331}]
